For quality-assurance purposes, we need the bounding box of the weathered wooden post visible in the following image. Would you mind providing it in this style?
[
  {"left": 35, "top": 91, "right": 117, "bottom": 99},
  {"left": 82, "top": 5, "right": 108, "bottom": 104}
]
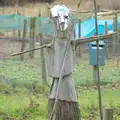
[
  {"left": 75, "top": 19, "right": 82, "bottom": 63},
  {"left": 20, "top": 19, "right": 27, "bottom": 60},
  {"left": 38, "top": 10, "right": 47, "bottom": 85},
  {"left": 103, "top": 108, "right": 113, "bottom": 120},
  {"left": 18, "top": 12, "right": 22, "bottom": 40},
  {"left": 105, "top": 21, "right": 109, "bottom": 58},
  {"left": 113, "top": 13, "right": 119, "bottom": 66},
  {"left": 93, "top": 32, "right": 98, "bottom": 85},
  {"left": 29, "top": 17, "right": 36, "bottom": 59},
  {"left": 93, "top": 0, "right": 103, "bottom": 120},
  {"left": 78, "top": 19, "right": 82, "bottom": 57}
]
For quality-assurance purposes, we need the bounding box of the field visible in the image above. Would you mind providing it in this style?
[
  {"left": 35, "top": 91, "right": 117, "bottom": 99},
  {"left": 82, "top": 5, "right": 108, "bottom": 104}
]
[
  {"left": 0, "top": 0, "right": 120, "bottom": 120},
  {"left": 0, "top": 58, "right": 120, "bottom": 120}
]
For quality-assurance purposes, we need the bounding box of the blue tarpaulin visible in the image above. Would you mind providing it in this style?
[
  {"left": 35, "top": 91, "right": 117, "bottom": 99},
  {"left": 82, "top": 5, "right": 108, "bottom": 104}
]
[
  {"left": 74, "top": 16, "right": 120, "bottom": 39},
  {"left": 0, "top": 14, "right": 120, "bottom": 39}
]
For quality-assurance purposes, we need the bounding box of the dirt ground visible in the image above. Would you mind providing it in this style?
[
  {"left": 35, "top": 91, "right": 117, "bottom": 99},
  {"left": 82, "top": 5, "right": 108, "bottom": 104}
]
[{"left": 0, "top": 40, "right": 22, "bottom": 59}]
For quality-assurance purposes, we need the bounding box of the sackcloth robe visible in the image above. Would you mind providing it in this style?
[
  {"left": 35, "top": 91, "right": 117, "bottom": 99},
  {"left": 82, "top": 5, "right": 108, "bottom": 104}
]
[{"left": 45, "top": 37, "right": 77, "bottom": 102}]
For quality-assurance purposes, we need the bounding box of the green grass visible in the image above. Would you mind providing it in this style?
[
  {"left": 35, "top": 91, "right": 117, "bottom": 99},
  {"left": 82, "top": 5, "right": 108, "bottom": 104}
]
[
  {"left": 0, "top": 58, "right": 120, "bottom": 120},
  {"left": 0, "top": 88, "right": 120, "bottom": 120}
]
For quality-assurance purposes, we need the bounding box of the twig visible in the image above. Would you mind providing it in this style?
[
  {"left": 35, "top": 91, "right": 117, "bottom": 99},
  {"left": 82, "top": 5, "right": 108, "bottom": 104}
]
[
  {"left": 12, "top": 45, "right": 47, "bottom": 56},
  {"left": 11, "top": 43, "right": 52, "bottom": 56}
]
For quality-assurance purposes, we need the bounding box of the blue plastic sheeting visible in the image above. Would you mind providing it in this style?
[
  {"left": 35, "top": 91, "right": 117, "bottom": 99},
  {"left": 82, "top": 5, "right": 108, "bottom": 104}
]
[
  {"left": 0, "top": 14, "right": 120, "bottom": 39},
  {"left": 74, "top": 17, "right": 120, "bottom": 39}
]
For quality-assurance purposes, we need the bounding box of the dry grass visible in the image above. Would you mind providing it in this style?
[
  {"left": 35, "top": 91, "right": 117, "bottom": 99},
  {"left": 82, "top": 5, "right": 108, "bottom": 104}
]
[
  {"left": 0, "top": 0, "right": 119, "bottom": 20},
  {"left": 0, "top": 0, "right": 94, "bottom": 17},
  {"left": 0, "top": 3, "right": 50, "bottom": 16}
]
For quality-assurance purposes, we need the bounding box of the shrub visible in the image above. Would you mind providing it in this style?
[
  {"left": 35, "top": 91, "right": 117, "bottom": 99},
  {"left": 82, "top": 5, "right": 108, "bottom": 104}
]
[{"left": 0, "top": 0, "right": 19, "bottom": 6}]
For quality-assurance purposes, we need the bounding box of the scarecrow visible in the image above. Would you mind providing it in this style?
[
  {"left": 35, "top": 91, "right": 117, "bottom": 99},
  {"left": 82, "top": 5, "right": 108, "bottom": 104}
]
[{"left": 46, "top": 4, "right": 81, "bottom": 120}]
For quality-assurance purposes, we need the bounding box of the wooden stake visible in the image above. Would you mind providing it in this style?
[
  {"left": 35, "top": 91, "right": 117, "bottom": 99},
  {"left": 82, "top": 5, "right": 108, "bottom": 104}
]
[
  {"left": 39, "top": 34, "right": 47, "bottom": 85},
  {"left": 103, "top": 108, "right": 113, "bottom": 120},
  {"left": 75, "top": 20, "right": 82, "bottom": 62},
  {"left": 29, "top": 17, "right": 36, "bottom": 59},
  {"left": 38, "top": 10, "right": 47, "bottom": 85},
  {"left": 78, "top": 19, "right": 82, "bottom": 57},
  {"left": 29, "top": 18, "right": 33, "bottom": 58},
  {"left": 105, "top": 21, "right": 108, "bottom": 58},
  {"left": 93, "top": 0, "right": 103, "bottom": 120},
  {"left": 18, "top": 12, "right": 21, "bottom": 40},
  {"left": 20, "top": 19, "right": 27, "bottom": 60},
  {"left": 113, "top": 13, "right": 119, "bottom": 67}
]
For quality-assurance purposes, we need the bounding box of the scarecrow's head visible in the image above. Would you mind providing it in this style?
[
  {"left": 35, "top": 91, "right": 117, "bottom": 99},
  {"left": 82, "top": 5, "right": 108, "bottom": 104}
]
[{"left": 50, "top": 4, "right": 70, "bottom": 31}]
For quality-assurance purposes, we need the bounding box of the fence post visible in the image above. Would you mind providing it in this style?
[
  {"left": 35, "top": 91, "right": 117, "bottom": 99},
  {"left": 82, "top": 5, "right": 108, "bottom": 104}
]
[
  {"left": 78, "top": 19, "right": 82, "bottom": 57},
  {"left": 75, "top": 20, "right": 81, "bottom": 63},
  {"left": 103, "top": 108, "right": 113, "bottom": 120},
  {"left": 73, "top": 24, "right": 77, "bottom": 63},
  {"left": 18, "top": 12, "right": 22, "bottom": 40},
  {"left": 105, "top": 21, "right": 108, "bottom": 58},
  {"left": 20, "top": 19, "right": 27, "bottom": 60},
  {"left": 38, "top": 10, "right": 47, "bottom": 85},
  {"left": 29, "top": 17, "right": 36, "bottom": 59},
  {"left": 113, "top": 13, "right": 119, "bottom": 66}
]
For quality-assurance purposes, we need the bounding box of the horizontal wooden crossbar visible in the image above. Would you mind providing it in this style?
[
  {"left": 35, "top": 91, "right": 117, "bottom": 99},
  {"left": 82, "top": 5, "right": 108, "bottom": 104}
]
[
  {"left": 72, "top": 32, "right": 116, "bottom": 45},
  {"left": 11, "top": 32, "right": 116, "bottom": 56}
]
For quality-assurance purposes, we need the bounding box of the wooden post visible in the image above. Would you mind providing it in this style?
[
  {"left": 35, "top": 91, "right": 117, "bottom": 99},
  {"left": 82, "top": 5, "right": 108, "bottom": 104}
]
[
  {"left": 113, "top": 13, "right": 119, "bottom": 66},
  {"left": 29, "top": 17, "right": 36, "bottom": 59},
  {"left": 93, "top": 65, "right": 97, "bottom": 84},
  {"left": 29, "top": 18, "right": 33, "bottom": 58},
  {"left": 105, "top": 21, "right": 108, "bottom": 58},
  {"left": 73, "top": 25, "right": 77, "bottom": 63},
  {"left": 38, "top": 10, "right": 47, "bottom": 85},
  {"left": 103, "top": 108, "right": 113, "bottom": 120},
  {"left": 20, "top": 19, "right": 27, "bottom": 60},
  {"left": 39, "top": 34, "right": 47, "bottom": 84},
  {"left": 93, "top": 0, "right": 103, "bottom": 119},
  {"left": 78, "top": 19, "right": 82, "bottom": 57},
  {"left": 75, "top": 20, "right": 82, "bottom": 63},
  {"left": 18, "top": 12, "right": 21, "bottom": 40},
  {"left": 93, "top": 33, "right": 97, "bottom": 84}
]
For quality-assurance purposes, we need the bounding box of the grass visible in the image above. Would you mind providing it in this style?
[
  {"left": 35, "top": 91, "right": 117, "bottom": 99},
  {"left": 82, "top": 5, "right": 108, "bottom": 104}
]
[
  {"left": 0, "top": 88, "right": 120, "bottom": 119},
  {"left": 0, "top": 58, "right": 120, "bottom": 119}
]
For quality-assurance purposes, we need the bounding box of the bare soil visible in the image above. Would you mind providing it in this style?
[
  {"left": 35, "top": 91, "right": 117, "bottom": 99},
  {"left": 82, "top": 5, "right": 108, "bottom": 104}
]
[{"left": 0, "top": 40, "right": 22, "bottom": 59}]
